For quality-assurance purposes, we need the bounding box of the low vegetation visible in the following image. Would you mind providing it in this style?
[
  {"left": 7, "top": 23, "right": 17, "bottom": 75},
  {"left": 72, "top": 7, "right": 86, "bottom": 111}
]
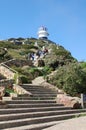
[
  {"left": 0, "top": 38, "right": 86, "bottom": 97},
  {"left": 48, "top": 63, "right": 86, "bottom": 96}
]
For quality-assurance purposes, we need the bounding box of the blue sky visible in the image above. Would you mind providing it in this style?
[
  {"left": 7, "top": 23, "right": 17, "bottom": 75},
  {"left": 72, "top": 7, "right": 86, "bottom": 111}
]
[{"left": 0, "top": 0, "right": 86, "bottom": 61}]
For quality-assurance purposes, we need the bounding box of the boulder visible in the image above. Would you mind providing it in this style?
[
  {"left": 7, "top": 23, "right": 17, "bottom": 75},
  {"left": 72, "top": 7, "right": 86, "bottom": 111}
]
[
  {"left": 0, "top": 87, "right": 5, "bottom": 99},
  {"left": 57, "top": 94, "right": 81, "bottom": 109},
  {"left": 38, "top": 60, "right": 45, "bottom": 67}
]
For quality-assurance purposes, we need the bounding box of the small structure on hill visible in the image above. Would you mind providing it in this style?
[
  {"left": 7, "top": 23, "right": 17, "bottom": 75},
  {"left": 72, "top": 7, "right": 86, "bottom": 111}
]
[{"left": 37, "top": 26, "right": 49, "bottom": 39}]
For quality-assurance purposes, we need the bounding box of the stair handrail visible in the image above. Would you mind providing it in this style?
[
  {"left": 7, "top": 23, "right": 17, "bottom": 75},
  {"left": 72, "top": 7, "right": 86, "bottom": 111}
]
[
  {"left": 0, "top": 63, "right": 17, "bottom": 74},
  {"left": 0, "top": 58, "right": 17, "bottom": 74},
  {"left": 1, "top": 58, "right": 15, "bottom": 65},
  {"left": 0, "top": 78, "right": 14, "bottom": 89},
  {"left": 0, "top": 59, "right": 19, "bottom": 84}
]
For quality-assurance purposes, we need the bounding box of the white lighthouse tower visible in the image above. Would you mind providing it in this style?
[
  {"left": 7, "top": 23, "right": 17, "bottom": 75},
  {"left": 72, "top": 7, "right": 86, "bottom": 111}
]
[{"left": 37, "top": 26, "right": 49, "bottom": 39}]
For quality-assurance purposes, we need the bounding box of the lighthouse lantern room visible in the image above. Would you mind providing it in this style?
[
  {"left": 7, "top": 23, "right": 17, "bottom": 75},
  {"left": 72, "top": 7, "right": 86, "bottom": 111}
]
[{"left": 37, "top": 26, "right": 49, "bottom": 39}]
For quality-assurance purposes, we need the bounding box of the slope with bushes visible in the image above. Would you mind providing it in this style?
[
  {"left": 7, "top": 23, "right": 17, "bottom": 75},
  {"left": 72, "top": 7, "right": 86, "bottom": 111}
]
[{"left": 0, "top": 38, "right": 86, "bottom": 96}]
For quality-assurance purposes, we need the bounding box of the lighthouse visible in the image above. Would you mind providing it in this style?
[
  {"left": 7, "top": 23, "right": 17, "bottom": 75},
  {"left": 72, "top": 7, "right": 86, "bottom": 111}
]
[{"left": 37, "top": 26, "right": 49, "bottom": 40}]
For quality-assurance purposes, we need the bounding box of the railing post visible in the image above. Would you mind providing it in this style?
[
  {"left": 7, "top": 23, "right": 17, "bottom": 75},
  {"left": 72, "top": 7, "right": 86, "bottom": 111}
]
[
  {"left": 16, "top": 72, "right": 19, "bottom": 85},
  {"left": 81, "top": 93, "right": 84, "bottom": 108}
]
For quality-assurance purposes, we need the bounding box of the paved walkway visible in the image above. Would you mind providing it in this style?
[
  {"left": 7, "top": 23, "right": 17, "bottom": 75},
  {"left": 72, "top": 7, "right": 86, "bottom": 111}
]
[{"left": 43, "top": 116, "right": 86, "bottom": 130}]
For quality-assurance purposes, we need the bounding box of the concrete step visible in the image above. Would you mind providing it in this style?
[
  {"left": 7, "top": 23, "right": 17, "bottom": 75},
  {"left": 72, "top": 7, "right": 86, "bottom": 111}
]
[
  {"left": 25, "top": 90, "right": 57, "bottom": 93},
  {"left": 0, "top": 112, "right": 85, "bottom": 129},
  {"left": 21, "top": 86, "right": 46, "bottom": 90},
  {"left": 12, "top": 97, "right": 56, "bottom": 100},
  {"left": 2, "top": 120, "right": 63, "bottom": 130},
  {"left": 7, "top": 103, "right": 63, "bottom": 108},
  {"left": 31, "top": 94, "right": 57, "bottom": 97},
  {"left": 0, "top": 83, "right": 83, "bottom": 129},
  {"left": 26, "top": 89, "right": 57, "bottom": 94},
  {"left": 0, "top": 106, "right": 71, "bottom": 114},
  {"left": 0, "top": 109, "right": 86, "bottom": 121},
  {"left": 23, "top": 86, "right": 54, "bottom": 89},
  {"left": 21, "top": 85, "right": 57, "bottom": 92},
  {"left": 21, "top": 84, "right": 47, "bottom": 88},
  {"left": 24, "top": 89, "right": 57, "bottom": 95},
  {"left": 6, "top": 100, "right": 56, "bottom": 104},
  {"left": 24, "top": 87, "right": 57, "bottom": 91},
  {"left": 26, "top": 87, "right": 56, "bottom": 90},
  {"left": 21, "top": 84, "right": 41, "bottom": 87}
]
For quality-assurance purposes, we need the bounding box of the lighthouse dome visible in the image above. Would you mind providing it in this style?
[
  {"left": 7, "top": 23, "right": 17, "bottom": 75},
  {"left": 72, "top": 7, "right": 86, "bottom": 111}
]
[{"left": 37, "top": 26, "right": 49, "bottom": 39}]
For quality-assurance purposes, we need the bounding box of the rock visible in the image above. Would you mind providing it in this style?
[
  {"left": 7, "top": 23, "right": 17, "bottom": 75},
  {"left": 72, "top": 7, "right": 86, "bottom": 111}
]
[
  {"left": 0, "top": 87, "right": 5, "bottom": 99},
  {"left": 69, "top": 100, "right": 81, "bottom": 109},
  {"left": 38, "top": 60, "right": 45, "bottom": 67},
  {"left": 57, "top": 94, "right": 81, "bottom": 109}
]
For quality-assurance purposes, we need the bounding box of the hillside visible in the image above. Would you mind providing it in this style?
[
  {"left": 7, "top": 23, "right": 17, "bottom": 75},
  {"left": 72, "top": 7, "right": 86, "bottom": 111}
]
[
  {"left": 0, "top": 38, "right": 76, "bottom": 64},
  {"left": 0, "top": 37, "right": 86, "bottom": 96}
]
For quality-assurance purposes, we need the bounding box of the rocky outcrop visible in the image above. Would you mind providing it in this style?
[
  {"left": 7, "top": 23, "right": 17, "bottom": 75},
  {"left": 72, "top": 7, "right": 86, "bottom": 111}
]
[
  {"left": 38, "top": 59, "right": 45, "bottom": 67},
  {"left": 0, "top": 64, "right": 15, "bottom": 79},
  {"left": 57, "top": 94, "right": 81, "bottom": 109},
  {"left": 5, "top": 59, "right": 33, "bottom": 67}
]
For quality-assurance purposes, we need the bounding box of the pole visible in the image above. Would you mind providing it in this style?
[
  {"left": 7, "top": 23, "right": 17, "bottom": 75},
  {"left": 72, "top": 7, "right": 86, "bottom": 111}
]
[{"left": 81, "top": 93, "right": 84, "bottom": 108}]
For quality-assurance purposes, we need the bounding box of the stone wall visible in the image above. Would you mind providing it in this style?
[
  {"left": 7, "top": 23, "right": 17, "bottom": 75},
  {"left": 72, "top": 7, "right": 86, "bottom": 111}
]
[
  {"left": 0, "top": 64, "right": 15, "bottom": 79},
  {"left": 13, "top": 84, "right": 32, "bottom": 96},
  {"left": 0, "top": 87, "right": 5, "bottom": 99},
  {"left": 0, "top": 79, "right": 14, "bottom": 87}
]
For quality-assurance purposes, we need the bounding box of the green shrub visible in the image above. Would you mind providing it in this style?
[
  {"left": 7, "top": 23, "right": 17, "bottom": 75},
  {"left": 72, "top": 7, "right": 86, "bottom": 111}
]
[
  {"left": 14, "top": 73, "right": 18, "bottom": 84},
  {"left": 5, "top": 88, "right": 14, "bottom": 93},
  {"left": 28, "top": 67, "right": 43, "bottom": 77},
  {"left": 80, "top": 62, "right": 86, "bottom": 73},
  {"left": 13, "top": 67, "right": 22, "bottom": 73},
  {"left": 19, "top": 75, "right": 32, "bottom": 84},
  {"left": 42, "top": 66, "right": 53, "bottom": 76},
  {"left": 4, "top": 53, "right": 12, "bottom": 60},
  {"left": 5, "top": 88, "right": 15, "bottom": 96},
  {"left": 49, "top": 63, "right": 86, "bottom": 96}
]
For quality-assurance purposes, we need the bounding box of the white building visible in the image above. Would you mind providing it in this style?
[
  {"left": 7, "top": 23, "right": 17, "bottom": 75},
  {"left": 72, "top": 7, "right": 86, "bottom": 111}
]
[{"left": 37, "top": 26, "right": 49, "bottom": 39}]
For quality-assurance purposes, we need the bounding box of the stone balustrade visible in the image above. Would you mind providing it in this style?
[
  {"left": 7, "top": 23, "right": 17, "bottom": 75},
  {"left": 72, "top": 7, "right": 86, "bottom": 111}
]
[
  {"left": 13, "top": 84, "right": 32, "bottom": 96},
  {"left": 0, "top": 79, "right": 14, "bottom": 87},
  {"left": 0, "top": 64, "right": 15, "bottom": 79},
  {"left": 0, "top": 87, "right": 5, "bottom": 100}
]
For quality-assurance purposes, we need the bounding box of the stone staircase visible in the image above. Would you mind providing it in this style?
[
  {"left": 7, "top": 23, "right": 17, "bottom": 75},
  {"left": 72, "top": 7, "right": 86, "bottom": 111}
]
[{"left": 0, "top": 84, "right": 86, "bottom": 130}]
